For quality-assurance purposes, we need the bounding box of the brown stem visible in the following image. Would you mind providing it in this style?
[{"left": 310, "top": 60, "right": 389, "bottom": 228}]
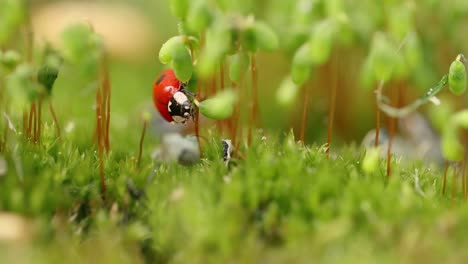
[
  {"left": 462, "top": 159, "right": 466, "bottom": 200},
  {"left": 452, "top": 164, "right": 459, "bottom": 199},
  {"left": 37, "top": 96, "right": 42, "bottom": 144},
  {"left": 375, "top": 101, "right": 380, "bottom": 147},
  {"left": 326, "top": 53, "right": 338, "bottom": 158},
  {"left": 386, "top": 83, "right": 399, "bottom": 179},
  {"left": 23, "top": 110, "right": 28, "bottom": 136},
  {"left": 300, "top": 84, "right": 310, "bottom": 143},
  {"left": 96, "top": 88, "right": 106, "bottom": 201},
  {"left": 27, "top": 104, "right": 34, "bottom": 138},
  {"left": 103, "top": 64, "right": 111, "bottom": 153},
  {"left": 231, "top": 81, "right": 241, "bottom": 150},
  {"left": 248, "top": 54, "right": 259, "bottom": 146},
  {"left": 32, "top": 103, "right": 37, "bottom": 143},
  {"left": 2, "top": 116, "right": 7, "bottom": 152},
  {"left": 137, "top": 120, "right": 147, "bottom": 168},
  {"left": 443, "top": 160, "right": 449, "bottom": 196},
  {"left": 49, "top": 102, "right": 61, "bottom": 139}
]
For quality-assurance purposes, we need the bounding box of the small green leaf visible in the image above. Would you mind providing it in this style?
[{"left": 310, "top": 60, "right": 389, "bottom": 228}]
[
  {"left": 159, "top": 36, "right": 184, "bottom": 65},
  {"left": 187, "top": 0, "right": 213, "bottom": 33},
  {"left": 362, "top": 147, "right": 380, "bottom": 174},
  {"left": 229, "top": 52, "right": 250, "bottom": 83},
  {"left": 0, "top": 50, "right": 21, "bottom": 70},
  {"left": 309, "top": 20, "right": 336, "bottom": 65},
  {"left": 171, "top": 44, "right": 193, "bottom": 82},
  {"left": 276, "top": 76, "right": 299, "bottom": 107},
  {"left": 37, "top": 64, "right": 59, "bottom": 94},
  {"left": 170, "top": 0, "right": 189, "bottom": 20},
  {"left": 199, "top": 89, "right": 237, "bottom": 120},
  {"left": 448, "top": 54, "right": 467, "bottom": 96},
  {"left": 441, "top": 129, "right": 463, "bottom": 161},
  {"left": 252, "top": 21, "right": 279, "bottom": 52},
  {"left": 291, "top": 63, "right": 311, "bottom": 86},
  {"left": 242, "top": 21, "right": 279, "bottom": 52}
]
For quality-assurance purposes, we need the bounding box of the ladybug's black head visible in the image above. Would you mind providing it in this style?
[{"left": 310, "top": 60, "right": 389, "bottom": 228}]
[{"left": 168, "top": 91, "right": 194, "bottom": 124}]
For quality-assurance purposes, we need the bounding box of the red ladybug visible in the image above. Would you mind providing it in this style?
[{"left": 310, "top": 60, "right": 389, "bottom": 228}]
[{"left": 153, "top": 69, "right": 194, "bottom": 124}]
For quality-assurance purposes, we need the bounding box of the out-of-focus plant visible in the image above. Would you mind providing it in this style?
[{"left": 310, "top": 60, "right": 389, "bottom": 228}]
[
  {"left": 59, "top": 23, "right": 109, "bottom": 200},
  {"left": 160, "top": 0, "right": 279, "bottom": 150}
]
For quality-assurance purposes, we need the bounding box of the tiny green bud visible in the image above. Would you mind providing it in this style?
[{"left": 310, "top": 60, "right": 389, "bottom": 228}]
[
  {"left": 171, "top": 44, "right": 193, "bottom": 82},
  {"left": 291, "top": 43, "right": 314, "bottom": 86},
  {"left": 371, "top": 32, "right": 396, "bottom": 82},
  {"left": 291, "top": 63, "right": 311, "bottom": 86},
  {"left": 441, "top": 129, "right": 463, "bottom": 161},
  {"left": 252, "top": 21, "right": 279, "bottom": 52},
  {"left": 242, "top": 21, "right": 279, "bottom": 52},
  {"left": 37, "top": 64, "right": 59, "bottom": 94},
  {"left": 0, "top": 50, "right": 21, "bottom": 69},
  {"left": 199, "top": 89, "right": 237, "bottom": 120},
  {"left": 362, "top": 147, "right": 380, "bottom": 174},
  {"left": 276, "top": 76, "right": 299, "bottom": 107},
  {"left": 309, "top": 20, "right": 336, "bottom": 65},
  {"left": 170, "top": 0, "right": 189, "bottom": 20},
  {"left": 142, "top": 111, "right": 152, "bottom": 122},
  {"left": 187, "top": 0, "right": 213, "bottom": 33},
  {"left": 448, "top": 54, "right": 467, "bottom": 96},
  {"left": 159, "top": 36, "right": 184, "bottom": 65},
  {"left": 229, "top": 52, "right": 250, "bottom": 83}
]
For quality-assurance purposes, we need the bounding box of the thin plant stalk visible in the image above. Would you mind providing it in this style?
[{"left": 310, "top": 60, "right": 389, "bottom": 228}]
[
  {"left": 248, "top": 54, "right": 259, "bottom": 146},
  {"left": 2, "top": 116, "right": 7, "bottom": 152},
  {"left": 386, "top": 82, "right": 400, "bottom": 178},
  {"left": 443, "top": 160, "right": 449, "bottom": 196},
  {"left": 137, "top": 119, "right": 147, "bottom": 168},
  {"left": 22, "top": 110, "right": 28, "bottom": 136},
  {"left": 31, "top": 103, "right": 37, "bottom": 142},
  {"left": 37, "top": 96, "right": 42, "bottom": 143},
  {"left": 462, "top": 159, "right": 466, "bottom": 199},
  {"left": 326, "top": 53, "right": 338, "bottom": 158},
  {"left": 375, "top": 98, "right": 381, "bottom": 147},
  {"left": 452, "top": 164, "right": 459, "bottom": 199},
  {"left": 103, "top": 63, "right": 111, "bottom": 152},
  {"left": 27, "top": 103, "right": 34, "bottom": 138},
  {"left": 300, "top": 84, "right": 310, "bottom": 143},
  {"left": 49, "top": 102, "right": 61, "bottom": 139},
  {"left": 96, "top": 87, "right": 106, "bottom": 201}
]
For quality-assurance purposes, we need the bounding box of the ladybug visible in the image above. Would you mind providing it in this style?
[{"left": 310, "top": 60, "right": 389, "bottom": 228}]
[{"left": 153, "top": 69, "right": 195, "bottom": 124}]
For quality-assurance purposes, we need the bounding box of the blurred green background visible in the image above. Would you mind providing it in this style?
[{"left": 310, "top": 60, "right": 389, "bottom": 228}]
[{"left": 7, "top": 0, "right": 468, "bottom": 147}]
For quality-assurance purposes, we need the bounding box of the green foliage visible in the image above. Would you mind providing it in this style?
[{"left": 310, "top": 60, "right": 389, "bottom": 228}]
[
  {"left": 37, "top": 64, "right": 59, "bottom": 95},
  {"left": 448, "top": 54, "right": 467, "bottom": 96},
  {"left": 0, "top": 0, "right": 25, "bottom": 45},
  {"left": 171, "top": 43, "right": 193, "bottom": 82},
  {"left": 60, "top": 23, "right": 103, "bottom": 80},
  {"left": 276, "top": 76, "right": 300, "bottom": 106},
  {"left": 441, "top": 110, "right": 468, "bottom": 161},
  {"left": 228, "top": 52, "right": 250, "bottom": 83},
  {"left": 199, "top": 89, "right": 237, "bottom": 119}
]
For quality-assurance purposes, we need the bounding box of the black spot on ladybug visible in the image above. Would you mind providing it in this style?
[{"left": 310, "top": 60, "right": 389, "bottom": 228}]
[{"left": 156, "top": 74, "right": 166, "bottom": 85}]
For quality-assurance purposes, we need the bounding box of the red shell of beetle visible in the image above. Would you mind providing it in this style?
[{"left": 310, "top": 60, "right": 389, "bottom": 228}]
[{"left": 152, "top": 69, "right": 181, "bottom": 122}]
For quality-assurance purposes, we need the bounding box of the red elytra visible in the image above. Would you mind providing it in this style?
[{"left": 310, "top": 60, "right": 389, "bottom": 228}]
[{"left": 152, "top": 69, "right": 182, "bottom": 122}]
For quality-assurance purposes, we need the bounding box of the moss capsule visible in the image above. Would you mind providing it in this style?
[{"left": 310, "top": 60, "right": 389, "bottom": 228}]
[
  {"left": 448, "top": 54, "right": 467, "bottom": 96},
  {"left": 171, "top": 44, "right": 193, "bottom": 82}
]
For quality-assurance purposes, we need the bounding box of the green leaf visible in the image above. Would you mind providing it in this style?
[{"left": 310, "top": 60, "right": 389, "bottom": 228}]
[
  {"left": 276, "top": 76, "right": 300, "bottom": 107},
  {"left": 229, "top": 52, "right": 250, "bottom": 83},
  {"left": 37, "top": 64, "right": 59, "bottom": 94},
  {"left": 362, "top": 147, "right": 380, "bottom": 174},
  {"left": 170, "top": 0, "right": 189, "bottom": 20},
  {"left": 199, "top": 89, "right": 237, "bottom": 120},
  {"left": 448, "top": 55, "right": 467, "bottom": 96},
  {"left": 187, "top": 0, "right": 213, "bottom": 33},
  {"left": 159, "top": 36, "right": 184, "bottom": 65},
  {"left": 171, "top": 44, "right": 193, "bottom": 82}
]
